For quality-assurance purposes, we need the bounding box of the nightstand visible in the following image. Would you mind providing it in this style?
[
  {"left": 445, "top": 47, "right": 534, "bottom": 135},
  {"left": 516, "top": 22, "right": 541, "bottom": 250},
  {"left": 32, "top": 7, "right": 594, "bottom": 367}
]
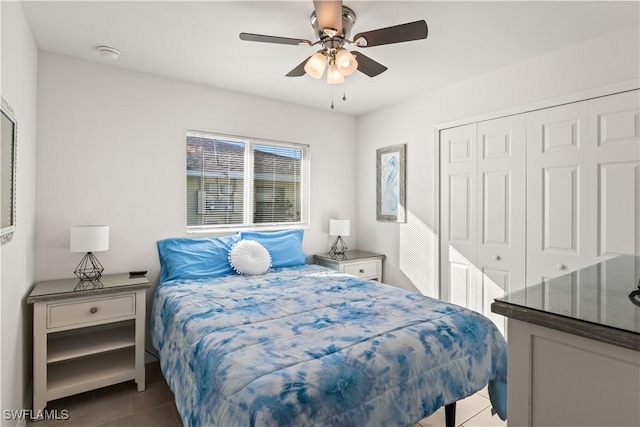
[
  {"left": 27, "top": 273, "right": 150, "bottom": 412},
  {"left": 313, "top": 250, "right": 386, "bottom": 281}
]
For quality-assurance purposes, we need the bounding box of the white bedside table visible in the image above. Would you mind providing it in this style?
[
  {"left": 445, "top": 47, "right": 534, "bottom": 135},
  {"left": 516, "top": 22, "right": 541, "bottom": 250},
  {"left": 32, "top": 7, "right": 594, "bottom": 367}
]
[
  {"left": 27, "top": 273, "right": 150, "bottom": 412},
  {"left": 313, "top": 250, "right": 386, "bottom": 281}
]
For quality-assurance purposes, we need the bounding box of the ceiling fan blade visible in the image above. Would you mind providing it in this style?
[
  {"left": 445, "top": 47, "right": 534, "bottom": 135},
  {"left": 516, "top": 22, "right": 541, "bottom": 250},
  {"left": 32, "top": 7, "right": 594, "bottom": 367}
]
[
  {"left": 353, "top": 52, "right": 387, "bottom": 77},
  {"left": 239, "top": 33, "right": 311, "bottom": 46},
  {"left": 286, "top": 57, "right": 311, "bottom": 77},
  {"left": 353, "top": 20, "right": 428, "bottom": 47},
  {"left": 313, "top": 0, "right": 343, "bottom": 36}
]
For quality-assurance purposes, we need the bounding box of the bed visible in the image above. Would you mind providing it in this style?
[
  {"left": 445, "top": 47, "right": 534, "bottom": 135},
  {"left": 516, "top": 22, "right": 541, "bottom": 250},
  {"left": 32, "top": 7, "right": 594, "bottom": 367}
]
[{"left": 151, "top": 231, "right": 507, "bottom": 427}]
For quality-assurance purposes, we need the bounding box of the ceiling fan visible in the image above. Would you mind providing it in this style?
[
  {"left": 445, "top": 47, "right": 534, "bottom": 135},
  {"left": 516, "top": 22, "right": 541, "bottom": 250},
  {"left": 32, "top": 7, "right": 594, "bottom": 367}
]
[{"left": 239, "top": 1, "right": 428, "bottom": 85}]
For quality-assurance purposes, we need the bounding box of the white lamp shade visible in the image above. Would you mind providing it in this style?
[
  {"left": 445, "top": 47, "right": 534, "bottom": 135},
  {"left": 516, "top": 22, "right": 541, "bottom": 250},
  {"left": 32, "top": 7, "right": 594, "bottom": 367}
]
[
  {"left": 70, "top": 225, "right": 109, "bottom": 252},
  {"left": 304, "top": 52, "right": 327, "bottom": 79},
  {"left": 326, "top": 63, "right": 345, "bottom": 84},
  {"left": 329, "top": 219, "right": 350, "bottom": 236},
  {"left": 335, "top": 49, "right": 358, "bottom": 76}
]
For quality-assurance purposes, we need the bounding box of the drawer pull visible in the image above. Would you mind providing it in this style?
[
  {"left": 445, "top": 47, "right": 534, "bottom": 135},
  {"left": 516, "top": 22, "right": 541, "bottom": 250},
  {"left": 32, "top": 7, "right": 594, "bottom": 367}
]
[
  {"left": 89, "top": 307, "right": 98, "bottom": 314},
  {"left": 359, "top": 269, "right": 365, "bottom": 274}
]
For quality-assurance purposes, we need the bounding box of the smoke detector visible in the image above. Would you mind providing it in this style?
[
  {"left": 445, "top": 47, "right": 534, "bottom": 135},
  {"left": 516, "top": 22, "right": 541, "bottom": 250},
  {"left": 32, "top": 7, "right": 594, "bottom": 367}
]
[{"left": 97, "top": 46, "right": 121, "bottom": 60}]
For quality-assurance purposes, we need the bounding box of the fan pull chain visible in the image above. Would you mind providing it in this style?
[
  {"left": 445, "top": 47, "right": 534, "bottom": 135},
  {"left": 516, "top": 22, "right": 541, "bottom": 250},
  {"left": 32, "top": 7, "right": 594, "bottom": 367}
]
[
  {"left": 330, "top": 78, "right": 335, "bottom": 109},
  {"left": 342, "top": 81, "right": 347, "bottom": 102}
]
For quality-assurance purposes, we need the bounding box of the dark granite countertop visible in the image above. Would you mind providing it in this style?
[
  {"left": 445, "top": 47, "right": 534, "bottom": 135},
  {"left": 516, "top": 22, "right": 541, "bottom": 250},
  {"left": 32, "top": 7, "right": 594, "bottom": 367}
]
[{"left": 492, "top": 255, "right": 640, "bottom": 351}]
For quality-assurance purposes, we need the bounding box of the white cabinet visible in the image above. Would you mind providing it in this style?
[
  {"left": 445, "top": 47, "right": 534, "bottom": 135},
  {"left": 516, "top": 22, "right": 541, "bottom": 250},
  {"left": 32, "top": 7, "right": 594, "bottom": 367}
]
[
  {"left": 492, "top": 254, "right": 640, "bottom": 426},
  {"left": 313, "top": 251, "right": 385, "bottom": 281},
  {"left": 440, "top": 89, "right": 640, "bottom": 329},
  {"left": 28, "top": 274, "right": 150, "bottom": 412},
  {"left": 506, "top": 320, "right": 640, "bottom": 427}
]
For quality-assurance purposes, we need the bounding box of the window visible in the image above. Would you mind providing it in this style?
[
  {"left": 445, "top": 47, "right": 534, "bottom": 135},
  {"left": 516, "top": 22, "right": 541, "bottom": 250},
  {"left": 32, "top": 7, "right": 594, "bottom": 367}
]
[{"left": 186, "top": 131, "right": 309, "bottom": 231}]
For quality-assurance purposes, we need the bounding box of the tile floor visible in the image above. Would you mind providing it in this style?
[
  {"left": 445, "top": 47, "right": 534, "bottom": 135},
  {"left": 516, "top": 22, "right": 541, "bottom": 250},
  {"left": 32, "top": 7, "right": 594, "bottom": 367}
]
[
  {"left": 28, "top": 362, "right": 504, "bottom": 427},
  {"left": 27, "top": 362, "right": 181, "bottom": 427},
  {"left": 413, "top": 387, "right": 506, "bottom": 427}
]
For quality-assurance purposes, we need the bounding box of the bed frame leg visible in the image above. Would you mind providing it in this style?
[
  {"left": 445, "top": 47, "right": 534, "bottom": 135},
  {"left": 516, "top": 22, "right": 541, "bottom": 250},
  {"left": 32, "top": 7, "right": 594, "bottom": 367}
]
[{"left": 445, "top": 402, "right": 456, "bottom": 427}]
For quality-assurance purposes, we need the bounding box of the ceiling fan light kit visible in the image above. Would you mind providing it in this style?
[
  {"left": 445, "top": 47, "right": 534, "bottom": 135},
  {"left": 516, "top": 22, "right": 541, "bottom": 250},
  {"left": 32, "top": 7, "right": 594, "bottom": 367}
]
[
  {"left": 335, "top": 48, "right": 358, "bottom": 76},
  {"left": 304, "top": 51, "right": 327, "bottom": 79},
  {"left": 239, "top": 1, "right": 428, "bottom": 108},
  {"left": 327, "top": 62, "right": 345, "bottom": 84}
]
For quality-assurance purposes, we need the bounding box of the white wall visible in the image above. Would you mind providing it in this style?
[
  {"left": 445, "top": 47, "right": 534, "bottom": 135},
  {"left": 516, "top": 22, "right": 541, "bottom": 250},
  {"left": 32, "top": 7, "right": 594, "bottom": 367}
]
[
  {"left": 356, "top": 25, "right": 640, "bottom": 295},
  {"left": 35, "top": 52, "right": 358, "bottom": 344},
  {"left": 0, "top": 0, "right": 38, "bottom": 421},
  {"left": 1, "top": 0, "right": 3, "bottom": 416}
]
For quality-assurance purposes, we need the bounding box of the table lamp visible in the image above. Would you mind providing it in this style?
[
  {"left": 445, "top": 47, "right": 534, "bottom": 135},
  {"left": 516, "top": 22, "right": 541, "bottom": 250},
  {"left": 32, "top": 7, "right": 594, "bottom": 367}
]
[
  {"left": 329, "top": 219, "right": 350, "bottom": 256},
  {"left": 70, "top": 225, "right": 109, "bottom": 281}
]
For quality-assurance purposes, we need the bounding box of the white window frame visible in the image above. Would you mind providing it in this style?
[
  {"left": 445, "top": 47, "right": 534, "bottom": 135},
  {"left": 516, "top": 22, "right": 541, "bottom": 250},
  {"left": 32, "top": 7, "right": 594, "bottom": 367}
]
[{"left": 186, "top": 130, "right": 310, "bottom": 233}]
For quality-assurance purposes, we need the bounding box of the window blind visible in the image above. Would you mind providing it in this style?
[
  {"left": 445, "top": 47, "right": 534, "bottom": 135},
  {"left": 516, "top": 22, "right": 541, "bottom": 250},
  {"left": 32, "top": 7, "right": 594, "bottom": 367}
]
[
  {"left": 186, "top": 131, "right": 308, "bottom": 231},
  {"left": 253, "top": 144, "right": 303, "bottom": 225}
]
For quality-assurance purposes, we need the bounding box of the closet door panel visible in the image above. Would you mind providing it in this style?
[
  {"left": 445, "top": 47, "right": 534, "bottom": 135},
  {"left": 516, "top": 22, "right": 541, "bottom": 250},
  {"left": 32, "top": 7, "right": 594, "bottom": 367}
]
[
  {"left": 449, "top": 174, "right": 473, "bottom": 242},
  {"left": 589, "top": 90, "right": 640, "bottom": 258},
  {"left": 593, "top": 92, "right": 639, "bottom": 147},
  {"left": 482, "top": 171, "right": 510, "bottom": 246},
  {"left": 597, "top": 162, "right": 639, "bottom": 256},
  {"left": 482, "top": 266, "right": 510, "bottom": 332},
  {"left": 449, "top": 173, "right": 478, "bottom": 308},
  {"left": 477, "top": 115, "right": 526, "bottom": 331},
  {"left": 440, "top": 123, "right": 478, "bottom": 308},
  {"left": 543, "top": 165, "right": 579, "bottom": 253},
  {"left": 527, "top": 101, "right": 590, "bottom": 286}
]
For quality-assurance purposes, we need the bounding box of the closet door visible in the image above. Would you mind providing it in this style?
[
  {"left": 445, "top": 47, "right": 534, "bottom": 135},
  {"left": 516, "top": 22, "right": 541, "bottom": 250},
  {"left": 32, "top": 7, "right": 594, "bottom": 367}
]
[
  {"left": 588, "top": 91, "right": 640, "bottom": 260},
  {"left": 440, "top": 116, "right": 526, "bottom": 333},
  {"left": 477, "top": 116, "right": 526, "bottom": 331},
  {"left": 440, "top": 123, "right": 478, "bottom": 309},
  {"left": 588, "top": 91, "right": 639, "bottom": 328},
  {"left": 526, "top": 102, "right": 591, "bottom": 287}
]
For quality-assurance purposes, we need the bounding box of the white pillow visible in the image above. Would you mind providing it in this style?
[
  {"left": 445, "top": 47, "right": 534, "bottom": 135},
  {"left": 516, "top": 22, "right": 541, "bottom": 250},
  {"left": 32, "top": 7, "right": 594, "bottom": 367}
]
[{"left": 228, "top": 239, "right": 272, "bottom": 276}]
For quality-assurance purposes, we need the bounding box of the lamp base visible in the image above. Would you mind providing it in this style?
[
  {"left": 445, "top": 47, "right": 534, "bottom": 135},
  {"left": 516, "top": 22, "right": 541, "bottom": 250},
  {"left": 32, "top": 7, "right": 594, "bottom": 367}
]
[
  {"left": 74, "top": 251, "right": 104, "bottom": 282},
  {"left": 329, "top": 236, "right": 348, "bottom": 257},
  {"left": 74, "top": 278, "right": 104, "bottom": 291}
]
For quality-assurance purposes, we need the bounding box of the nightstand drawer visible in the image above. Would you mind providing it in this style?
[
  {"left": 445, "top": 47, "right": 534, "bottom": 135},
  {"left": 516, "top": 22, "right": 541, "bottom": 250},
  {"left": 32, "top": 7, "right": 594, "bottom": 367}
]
[
  {"left": 344, "top": 261, "right": 379, "bottom": 278},
  {"left": 47, "top": 294, "right": 136, "bottom": 329}
]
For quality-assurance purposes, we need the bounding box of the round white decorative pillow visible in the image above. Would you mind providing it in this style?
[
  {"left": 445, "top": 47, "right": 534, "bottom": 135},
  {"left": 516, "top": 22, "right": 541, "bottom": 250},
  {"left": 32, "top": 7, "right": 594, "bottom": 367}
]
[{"left": 228, "top": 240, "right": 272, "bottom": 276}]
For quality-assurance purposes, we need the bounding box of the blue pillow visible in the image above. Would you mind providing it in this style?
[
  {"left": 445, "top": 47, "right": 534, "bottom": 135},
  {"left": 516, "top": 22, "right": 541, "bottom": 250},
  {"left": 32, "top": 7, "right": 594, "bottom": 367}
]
[
  {"left": 238, "top": 229, "right": 306, "bottom": 268},
  {"left": 157, "top": 235, "right": 241, "bottom": 282}
]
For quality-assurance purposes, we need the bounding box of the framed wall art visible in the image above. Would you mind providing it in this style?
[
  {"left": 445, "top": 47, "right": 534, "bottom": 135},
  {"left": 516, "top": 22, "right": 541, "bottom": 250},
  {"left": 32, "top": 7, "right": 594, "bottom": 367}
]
[
  {"left": 1, "top": 97, "right": 17, "bottom": 245},
  {"left": 376, "top": 144, "right": 406, "bottom": 222}
]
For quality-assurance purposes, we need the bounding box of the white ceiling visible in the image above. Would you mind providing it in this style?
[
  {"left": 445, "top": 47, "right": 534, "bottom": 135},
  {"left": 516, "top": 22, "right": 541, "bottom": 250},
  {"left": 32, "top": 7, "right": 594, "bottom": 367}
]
[{"left": 21, "top": 1, "right": 640, "bottom": 116}]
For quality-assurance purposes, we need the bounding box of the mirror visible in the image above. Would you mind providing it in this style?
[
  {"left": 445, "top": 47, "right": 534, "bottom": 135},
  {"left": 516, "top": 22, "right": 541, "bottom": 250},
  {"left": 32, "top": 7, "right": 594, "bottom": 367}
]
[{"left": 1, "top": 97, "right": 17, "bottom": 245}]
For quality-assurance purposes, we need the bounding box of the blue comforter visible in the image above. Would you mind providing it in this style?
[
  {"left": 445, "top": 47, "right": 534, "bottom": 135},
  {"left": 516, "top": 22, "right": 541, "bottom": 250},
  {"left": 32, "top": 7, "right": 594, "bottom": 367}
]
[{"left": 151, "top": 264, "right": 507, "bottom": 427}]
